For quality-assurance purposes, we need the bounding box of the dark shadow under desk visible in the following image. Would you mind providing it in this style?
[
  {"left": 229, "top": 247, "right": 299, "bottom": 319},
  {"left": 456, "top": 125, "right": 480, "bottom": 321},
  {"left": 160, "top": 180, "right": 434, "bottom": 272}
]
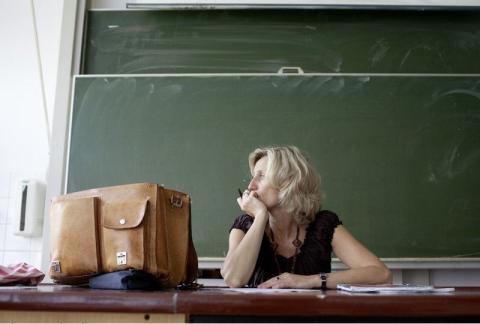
[{"left": 0, "top": 285, "right": 479, "bottom": 322}]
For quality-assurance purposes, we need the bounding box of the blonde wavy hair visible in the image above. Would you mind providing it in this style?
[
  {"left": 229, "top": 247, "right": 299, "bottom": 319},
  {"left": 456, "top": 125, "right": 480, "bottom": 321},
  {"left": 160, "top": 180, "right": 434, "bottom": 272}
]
[{"left": 248, "top": 146, "right": 323, "bottom": 225}]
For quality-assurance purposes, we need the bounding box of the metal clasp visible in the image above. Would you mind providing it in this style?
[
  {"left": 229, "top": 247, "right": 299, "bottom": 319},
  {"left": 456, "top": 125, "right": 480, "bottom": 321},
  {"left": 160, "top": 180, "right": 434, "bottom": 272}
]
[
  {"left": 117, "top": 251, "right": 127, "bottom": 265},
  {"left": 170, "top": 195, "right": 183, "bottom": 208},
  {"left": 50, "top": 260, "right": 61, "bottom": 273}
]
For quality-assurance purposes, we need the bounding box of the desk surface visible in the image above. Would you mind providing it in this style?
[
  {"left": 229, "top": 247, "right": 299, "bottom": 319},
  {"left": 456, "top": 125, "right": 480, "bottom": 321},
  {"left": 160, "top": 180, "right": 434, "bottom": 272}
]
[{"left": 0, "top": 285, "right": 479, "bottom": 319}]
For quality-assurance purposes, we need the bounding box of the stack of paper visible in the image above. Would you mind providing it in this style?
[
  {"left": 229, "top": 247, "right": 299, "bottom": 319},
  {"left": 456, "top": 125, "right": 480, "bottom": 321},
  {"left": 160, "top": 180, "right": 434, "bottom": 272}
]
[{"left": 337, "top": 284, "right": 455, "bottom": 293}]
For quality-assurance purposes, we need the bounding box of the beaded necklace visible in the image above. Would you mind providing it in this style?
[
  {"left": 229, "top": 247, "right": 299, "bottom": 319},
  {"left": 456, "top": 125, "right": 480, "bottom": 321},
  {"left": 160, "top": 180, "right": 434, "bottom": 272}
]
[{"left": 268, "top": 225, "right": 303, "bottom": 275}]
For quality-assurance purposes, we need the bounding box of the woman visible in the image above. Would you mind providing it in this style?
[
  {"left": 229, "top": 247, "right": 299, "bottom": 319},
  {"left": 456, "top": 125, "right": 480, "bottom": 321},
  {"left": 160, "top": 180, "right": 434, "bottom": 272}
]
[{"left": 221, "top": 146, "right": 392, "bottom": 289}]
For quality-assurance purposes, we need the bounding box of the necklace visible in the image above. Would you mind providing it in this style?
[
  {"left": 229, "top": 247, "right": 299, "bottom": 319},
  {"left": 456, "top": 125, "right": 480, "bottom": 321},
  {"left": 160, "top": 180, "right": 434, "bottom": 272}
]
[{"left": 268, "top": 224, "right": 303, "bottom": 275}]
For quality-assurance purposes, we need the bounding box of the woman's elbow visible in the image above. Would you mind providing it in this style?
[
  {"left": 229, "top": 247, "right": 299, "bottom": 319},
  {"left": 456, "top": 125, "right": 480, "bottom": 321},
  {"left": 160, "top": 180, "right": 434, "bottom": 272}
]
[
  {"left": 221, "top": 268, "right": 246, "bottom": 288},
  {"left": 379, "top": 267, "right": 393, "bottom": 284},
  {"left": 225, "top": 278, "right": 245, "bottom": 288},
  {"left": 222, "top": 274, "right": 245, "bottom": 288}
]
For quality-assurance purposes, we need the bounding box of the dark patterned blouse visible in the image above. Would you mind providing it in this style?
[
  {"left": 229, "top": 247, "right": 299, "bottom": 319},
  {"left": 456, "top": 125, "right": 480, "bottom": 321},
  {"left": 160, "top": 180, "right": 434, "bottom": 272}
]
[{"left": 229, "top": 210, "right": 342, "bottom": 287}]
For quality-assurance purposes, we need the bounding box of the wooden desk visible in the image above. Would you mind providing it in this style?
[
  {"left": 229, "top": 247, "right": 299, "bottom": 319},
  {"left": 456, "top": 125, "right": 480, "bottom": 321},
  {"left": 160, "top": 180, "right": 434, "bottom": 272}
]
[{"left": 0, "top": 285, "right": 479, "bottom": 322}]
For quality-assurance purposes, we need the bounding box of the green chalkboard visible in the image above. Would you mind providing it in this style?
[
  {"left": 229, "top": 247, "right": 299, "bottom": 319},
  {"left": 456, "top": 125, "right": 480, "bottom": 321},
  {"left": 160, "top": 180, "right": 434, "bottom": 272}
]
[
  {"left": 68, "top": 75, "right": 480, "bottom": 258},
  {"left": 83, "top": 10, "right": 480, "bottom": 74}
]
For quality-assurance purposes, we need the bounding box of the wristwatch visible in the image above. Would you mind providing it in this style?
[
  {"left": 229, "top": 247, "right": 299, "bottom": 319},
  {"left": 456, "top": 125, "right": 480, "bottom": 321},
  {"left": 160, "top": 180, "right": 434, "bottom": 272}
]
[{"left": 319, "top": 273, "right": 328, "bottom": 290}]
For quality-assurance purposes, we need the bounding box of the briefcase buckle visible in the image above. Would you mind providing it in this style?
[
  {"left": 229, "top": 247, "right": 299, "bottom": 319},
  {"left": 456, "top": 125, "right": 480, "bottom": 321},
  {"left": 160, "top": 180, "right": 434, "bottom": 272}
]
[
  {"left": 170, "top": 195, "right": 183, "bottom": 208},
  {"left": 51, "top": 260, "right": 61, "bottom": 273},
  {"left": 117, "top": 251, "right": 127, "bottom": 265}
]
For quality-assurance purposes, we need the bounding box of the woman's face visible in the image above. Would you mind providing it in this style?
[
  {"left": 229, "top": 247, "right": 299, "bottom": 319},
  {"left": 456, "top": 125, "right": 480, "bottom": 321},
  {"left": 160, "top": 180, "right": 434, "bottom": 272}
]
[{"left": 248, "top": 156, "right": 280, "bottom": 210}]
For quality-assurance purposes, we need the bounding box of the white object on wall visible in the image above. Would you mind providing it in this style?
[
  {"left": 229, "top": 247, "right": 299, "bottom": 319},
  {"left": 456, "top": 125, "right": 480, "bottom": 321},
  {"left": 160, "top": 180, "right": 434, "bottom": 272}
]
[{"left": 14, "top": 180, "right": 45, "bottom": 237}]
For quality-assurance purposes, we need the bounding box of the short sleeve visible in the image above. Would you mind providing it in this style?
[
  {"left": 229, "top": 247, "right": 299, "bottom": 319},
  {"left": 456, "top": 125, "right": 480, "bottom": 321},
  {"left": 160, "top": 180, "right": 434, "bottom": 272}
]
[
  {"left": 310, "top": 210, "right": 343, "bottom": 243},
  {"left": 229, "top": 214, "right": 254, "bottom": 233},
  {"left": 320, "top": 210, "right": 343, "bottom": 228}
]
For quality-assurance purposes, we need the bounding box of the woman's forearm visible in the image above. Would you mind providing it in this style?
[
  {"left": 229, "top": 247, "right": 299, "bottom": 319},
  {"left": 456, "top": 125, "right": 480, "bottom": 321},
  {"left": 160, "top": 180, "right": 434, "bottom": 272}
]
[
  {"left": 257, "top": 265, "right": 392, "bottom": 289},
  {"left": 324, "top": 265, "right": 392, "bottom": 289},
  {"left": 221, "top": 213, "right": 268, "bottom": 287}
]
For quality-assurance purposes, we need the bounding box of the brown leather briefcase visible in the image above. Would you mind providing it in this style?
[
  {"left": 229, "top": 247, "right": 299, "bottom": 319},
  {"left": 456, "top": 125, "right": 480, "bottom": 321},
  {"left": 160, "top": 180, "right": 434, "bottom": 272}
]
[{"left": 49, "top": 183, "right": 198, "bottom": 287}]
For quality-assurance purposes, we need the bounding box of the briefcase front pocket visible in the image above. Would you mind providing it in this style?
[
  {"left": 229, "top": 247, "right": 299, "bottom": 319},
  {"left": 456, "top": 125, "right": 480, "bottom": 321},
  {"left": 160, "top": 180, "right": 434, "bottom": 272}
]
[
  {"left": 49, "top": 196, "right": 100, "bottom": 282},
  {"left": 101, "top": 198, "right": 149, "bottom": 272}
]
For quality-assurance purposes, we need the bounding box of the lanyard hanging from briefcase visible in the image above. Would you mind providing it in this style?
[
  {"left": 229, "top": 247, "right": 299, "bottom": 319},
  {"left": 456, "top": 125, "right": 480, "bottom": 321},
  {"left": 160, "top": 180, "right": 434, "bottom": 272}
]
[{"left": 48, "top": 183, "right": 198, "bottom": 288}]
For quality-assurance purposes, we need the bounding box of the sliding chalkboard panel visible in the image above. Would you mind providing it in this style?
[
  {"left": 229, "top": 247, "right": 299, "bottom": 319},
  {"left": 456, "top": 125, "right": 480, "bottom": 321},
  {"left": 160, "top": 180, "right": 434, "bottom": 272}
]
[
  {"left": 83, "top": 10, "right": 480, "bottom": 74},
  {"left": 68, "top": 75, "right": 480, "bottom": 258}
]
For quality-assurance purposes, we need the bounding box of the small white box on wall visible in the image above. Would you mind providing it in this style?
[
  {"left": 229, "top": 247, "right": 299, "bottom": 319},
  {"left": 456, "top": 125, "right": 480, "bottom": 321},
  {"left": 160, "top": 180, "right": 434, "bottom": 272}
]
[{"left": 13, "top": 180, "right": 45, "bottom": 237}]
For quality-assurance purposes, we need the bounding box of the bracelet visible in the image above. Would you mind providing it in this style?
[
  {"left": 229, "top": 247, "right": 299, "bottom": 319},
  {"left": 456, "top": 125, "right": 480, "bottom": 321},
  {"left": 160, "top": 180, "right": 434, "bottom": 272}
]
[{"left": 319, "top": 273, "right": 328, "bottom": 290}]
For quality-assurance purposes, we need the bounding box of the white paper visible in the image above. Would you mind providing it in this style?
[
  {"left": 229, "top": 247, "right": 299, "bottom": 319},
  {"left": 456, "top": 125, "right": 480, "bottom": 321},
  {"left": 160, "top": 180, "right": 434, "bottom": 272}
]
[
  {"left": 337, "top": 284, "right": 455, "bottom": 293},
  {"left": 204, "top": 287, "right": 323, "bottom": 294}
]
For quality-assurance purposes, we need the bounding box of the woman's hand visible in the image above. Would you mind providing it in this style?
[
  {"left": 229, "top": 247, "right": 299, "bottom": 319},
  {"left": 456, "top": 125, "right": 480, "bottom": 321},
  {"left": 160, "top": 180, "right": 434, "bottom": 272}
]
[
  {"left": 258, "top": 273, "right": 317, "bottom": 289},
  {"left": 237, "top": 190, "right": 267, "bottom": 218}
]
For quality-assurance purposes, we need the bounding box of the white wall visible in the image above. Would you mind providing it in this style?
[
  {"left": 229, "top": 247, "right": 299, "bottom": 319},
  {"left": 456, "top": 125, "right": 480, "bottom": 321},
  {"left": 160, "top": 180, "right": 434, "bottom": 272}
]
[{"left": 0, "top": 0, "right": 63, "bottom": 269}]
